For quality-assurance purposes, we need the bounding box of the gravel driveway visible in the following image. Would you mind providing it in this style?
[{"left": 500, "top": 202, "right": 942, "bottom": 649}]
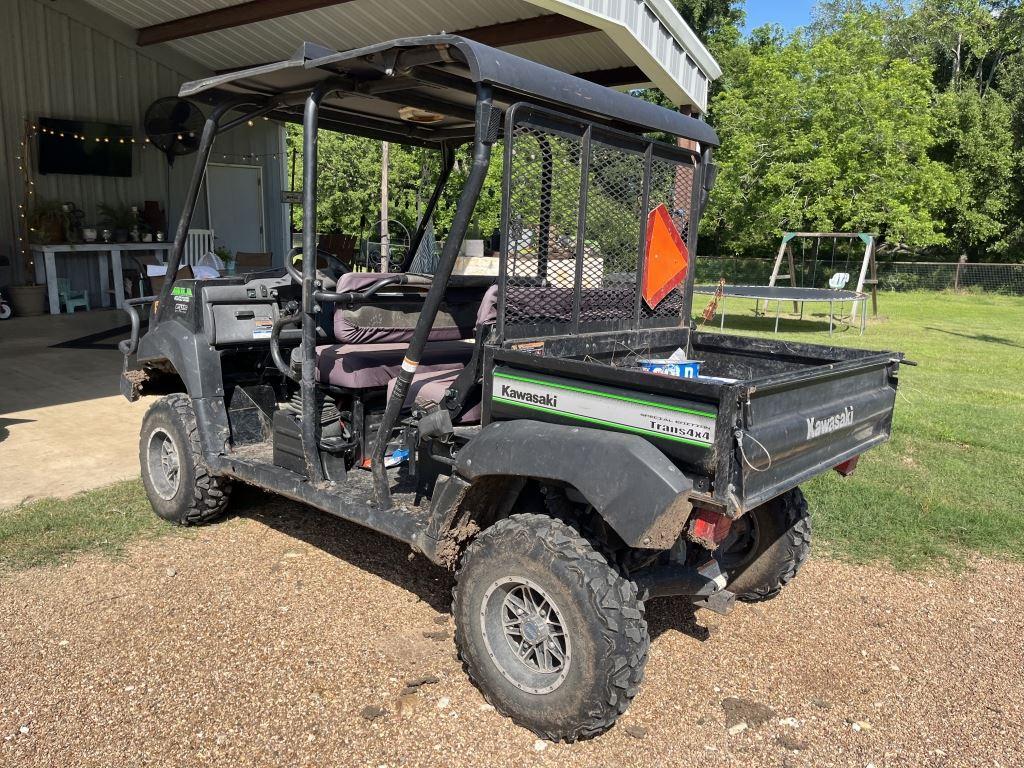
[{"left": 1, "top": 492, "right": 1021, "bottom": 768}]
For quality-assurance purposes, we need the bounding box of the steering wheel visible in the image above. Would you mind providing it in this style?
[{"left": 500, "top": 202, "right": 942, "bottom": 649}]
[{"left": 285, "top": 246, "right": 351, "bottom": 290}]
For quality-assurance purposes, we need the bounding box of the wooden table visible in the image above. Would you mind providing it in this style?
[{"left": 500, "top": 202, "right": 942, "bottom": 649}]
[{"left": 31, "top": 242, "right": 173, "bottom": 315}]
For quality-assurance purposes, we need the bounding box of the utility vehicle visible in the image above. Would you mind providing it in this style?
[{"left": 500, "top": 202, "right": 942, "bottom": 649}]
[{"left": 120, "top": 36, "right": 902, "bottom": 741}]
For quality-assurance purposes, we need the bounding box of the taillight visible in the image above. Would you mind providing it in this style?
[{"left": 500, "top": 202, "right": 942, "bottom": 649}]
[
  {"left": 688, "top": 507, "right": 732, "bottom": 549},
  {"left": 834, "top": 456, "right": 860, "bottom": 476}
]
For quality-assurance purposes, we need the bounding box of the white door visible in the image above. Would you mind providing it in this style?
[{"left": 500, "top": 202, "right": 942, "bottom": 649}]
[{"left": 206, "top": 163, "right": 265, "bottom": 254}]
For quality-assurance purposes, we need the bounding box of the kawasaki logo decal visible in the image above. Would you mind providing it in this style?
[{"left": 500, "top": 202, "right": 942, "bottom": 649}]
[
  {"left": 492, "top": 371, "right": 716, "bottom": 449},
  {"left": 806, "top": 406, "right": 854, "bottom": 440},
  {"left": 171, "top": 286, "right": 193, "bottom": 297},
  {"left": 499, "top": 384, "right": 557, "bottom": 408}
]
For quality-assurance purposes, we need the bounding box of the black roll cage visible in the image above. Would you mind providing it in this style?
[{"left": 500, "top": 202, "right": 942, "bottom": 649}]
[{"left": 154, "top": 36, "right": 719, "bottom": 511}]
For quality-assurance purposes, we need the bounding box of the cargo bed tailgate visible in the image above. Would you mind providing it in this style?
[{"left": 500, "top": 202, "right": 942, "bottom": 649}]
[{"left": 736, "top": 355, "right": 899, "bottom": 511}]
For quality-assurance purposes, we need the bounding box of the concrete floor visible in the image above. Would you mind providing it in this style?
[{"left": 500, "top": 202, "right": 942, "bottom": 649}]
[{"left": 0, "top": 310, "right": 153, "bottom": 507}]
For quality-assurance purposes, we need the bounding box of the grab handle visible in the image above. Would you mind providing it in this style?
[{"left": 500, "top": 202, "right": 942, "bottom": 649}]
[{"left": 119, "top": 296, "right": 157, "bottom": 356}]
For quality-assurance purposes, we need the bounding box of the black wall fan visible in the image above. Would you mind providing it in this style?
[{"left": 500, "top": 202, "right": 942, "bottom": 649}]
[{"left": 144, "top": 97, "right": 204, "bottom": 166}]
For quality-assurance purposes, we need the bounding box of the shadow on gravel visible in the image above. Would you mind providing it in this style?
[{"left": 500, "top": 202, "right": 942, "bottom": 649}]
[
  {"left": 233, "top": 484, "right": 453, "bottom": 614},
  {"left": 233, "top": 485, "right": 721, "bottom": 643},
  {"left": 644, "top": 597, "right": 714, "bottom": 643}
]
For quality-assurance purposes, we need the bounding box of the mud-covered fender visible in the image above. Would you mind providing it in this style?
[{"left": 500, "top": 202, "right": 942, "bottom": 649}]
[
  {"left": 135, "top": 320, "right": 229, "bottom": 459},
  {"left": 454, "top": 420, "right": 693, "bottom": 549}
]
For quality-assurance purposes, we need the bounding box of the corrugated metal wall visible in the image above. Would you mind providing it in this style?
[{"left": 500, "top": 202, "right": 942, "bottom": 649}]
[{"left": 0, "top": 0, "right": 288, "bottom": 301}]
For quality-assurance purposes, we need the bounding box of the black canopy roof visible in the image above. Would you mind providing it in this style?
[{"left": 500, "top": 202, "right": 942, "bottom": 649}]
[{"left": 180, "top": 35, "right": 719, "bottom": 148}]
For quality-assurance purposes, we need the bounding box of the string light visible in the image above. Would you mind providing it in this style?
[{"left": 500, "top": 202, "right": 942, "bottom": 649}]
[
  {"left": 21, "top": 124, "right": 281, "bottom": 162},
  {"left": 11, "top": 116, "right": 284, "bottom": 280}
]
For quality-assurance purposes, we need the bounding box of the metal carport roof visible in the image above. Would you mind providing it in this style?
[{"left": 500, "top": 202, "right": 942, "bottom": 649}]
[{"left": 80, "top": 0, "right": 722, "bottom": 113}]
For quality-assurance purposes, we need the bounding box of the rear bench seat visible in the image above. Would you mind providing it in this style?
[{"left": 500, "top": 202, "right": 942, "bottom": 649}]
[{"left": 315, "top": 275, "right": 496, "bottom": 396}]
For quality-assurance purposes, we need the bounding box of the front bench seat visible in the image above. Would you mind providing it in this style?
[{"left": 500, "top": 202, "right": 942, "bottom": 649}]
[
  {"left": 384, "top": 284, "right": 498, "bottom": 423},
  {"left": 316, "top": 340, "right": 472, "bottom": 389},
  {"left": 314, "top": 275, "right": 492, "bottom": 390}
]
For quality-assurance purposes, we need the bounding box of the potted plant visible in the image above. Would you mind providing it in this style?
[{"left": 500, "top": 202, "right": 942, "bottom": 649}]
[
  {"left": 26, "top": 198, "right": 65, "bottom": 244},
  {"left": 98, "top": 203, "right": 138, "bottom": 244},
  {"left": 214, "top": 245, "right": 235, "bottom": 274}
]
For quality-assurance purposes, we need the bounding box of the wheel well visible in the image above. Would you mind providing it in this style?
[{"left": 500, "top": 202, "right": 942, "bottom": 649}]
[{"left": 435, "top": 476, "right": 629, "bottom": 569}]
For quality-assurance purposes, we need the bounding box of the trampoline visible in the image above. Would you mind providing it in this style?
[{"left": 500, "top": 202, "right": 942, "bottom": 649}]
[{"left": 694, "top": 284, "right": 868, "bottom": 335}]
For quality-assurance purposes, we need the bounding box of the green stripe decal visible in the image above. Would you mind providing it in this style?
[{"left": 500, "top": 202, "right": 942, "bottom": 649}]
[
  {"left": 492, "top": 397, "right": 713, "bottom": 449},
  {"left": 493, "top": 371, "right": 717, "bottom": 419}
]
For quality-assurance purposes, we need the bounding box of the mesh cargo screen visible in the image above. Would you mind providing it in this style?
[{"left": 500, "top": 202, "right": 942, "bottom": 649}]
[{"left": 499, "top": 105, "right": 701, "bottom": 340}]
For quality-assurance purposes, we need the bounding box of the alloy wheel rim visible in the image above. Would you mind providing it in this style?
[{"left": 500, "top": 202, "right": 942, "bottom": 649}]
[
  {"left": 147, "top": 428, "right": 181, "bottom": 500},
  {"left": 480, "top": 576, "right": 571, "bottom": 694}
]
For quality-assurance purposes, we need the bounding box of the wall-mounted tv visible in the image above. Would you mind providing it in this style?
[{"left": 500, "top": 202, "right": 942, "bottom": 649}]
[{"left": 37, "top": 117, "right": 133, "bottom": 177}]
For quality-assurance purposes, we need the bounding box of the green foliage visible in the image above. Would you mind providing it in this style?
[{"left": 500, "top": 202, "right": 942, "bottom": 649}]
[
  {"left": 699, "top": 0, "right": 1023, "bottom": 261},
  {"left": 705, "top": 12, "right": 956, "bottom": 254},
  {"left": 933, "top": 87, "right": 1015, "bottom": 255},
  {"left": 286, "top": 125, "right": 503, "bottom": 244},
  {"left": 281, "top": 0, "right": 1024, "bottom": 264}
]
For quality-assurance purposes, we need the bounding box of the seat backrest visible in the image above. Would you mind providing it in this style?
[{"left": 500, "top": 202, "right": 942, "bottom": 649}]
[
  {"left": 476, "top": 284, "right": 499, "bottom": 326},
  {"left": 829, "top": 272, "right": 850, "bottom": 290},
  {"left": 332, "top": 273, "right": 492, "bottom": 345}
]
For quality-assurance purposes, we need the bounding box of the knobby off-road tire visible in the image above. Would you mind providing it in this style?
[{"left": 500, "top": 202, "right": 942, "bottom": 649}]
[
  {"left": 716, "top": 487, "right": 811, "bottom": 602},
  {"left": 453, "top": 513, "right": 648, "bottom": 741},
  {"left": 139, "top": 393, "right": 232, "bottom": 525}
]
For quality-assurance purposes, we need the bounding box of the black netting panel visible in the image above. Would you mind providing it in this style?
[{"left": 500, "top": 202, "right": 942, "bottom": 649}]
[
  {"left": 504, "top": 123, "right": 583, "bottom": 330},
  {"left": 580, "top": 142, "right": 644, "bottom": 325},
  {"left": 501, "top": 110, "right": 699, "bottom": 339}
]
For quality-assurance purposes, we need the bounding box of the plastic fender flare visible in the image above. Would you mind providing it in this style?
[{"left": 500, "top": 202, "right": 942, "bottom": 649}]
[
  {"left": 454, "top": 419, "right": 693, "bottom": 549},
  {"left": 136, "top": 323, "right": 230, "bottom": 460}
]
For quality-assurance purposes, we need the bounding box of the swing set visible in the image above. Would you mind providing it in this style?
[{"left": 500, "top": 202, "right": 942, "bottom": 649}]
[
  {"left": 695, "top": 232, "right": 878, "bottom": 335},
  {"left": 768, "top": 232, "right": 878, "bottom": 321}
]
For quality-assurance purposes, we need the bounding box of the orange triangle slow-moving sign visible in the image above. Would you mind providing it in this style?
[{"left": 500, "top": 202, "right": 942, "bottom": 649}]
[{"left": 642, "top": 203, "right": 689, "bottom": 309}]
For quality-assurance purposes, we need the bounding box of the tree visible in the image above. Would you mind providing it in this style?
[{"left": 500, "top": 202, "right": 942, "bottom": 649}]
[
  {"left": 704, "top": 12, "right": 956, "bottom": 255},
  {"left": 286, "top": 126, "right": 503, "bottom": 247},
  {"left": 882, "top": 0, "right": 1022, "bottom": 260}
]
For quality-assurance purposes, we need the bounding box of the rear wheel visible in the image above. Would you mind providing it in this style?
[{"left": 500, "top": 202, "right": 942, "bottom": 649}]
[
  {"left": 453, "top": 514, "right": 648, "bottom": 741},
  {"left": 715, "top": 487, "right": 811, "bottom": 602},
  {"left": 0, "top": 301, "right": 11, "bottom": 320},
  {"left": 139, "top": 393, "right": 232, "bottom": 525}
]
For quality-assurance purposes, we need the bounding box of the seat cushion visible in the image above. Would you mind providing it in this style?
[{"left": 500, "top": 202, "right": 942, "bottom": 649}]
[
  {"left": 315, "top": 340, "right": 472, "bottom": 389},
  {"left": 386, "top": 367, "right": 482, "bottom": 424}
]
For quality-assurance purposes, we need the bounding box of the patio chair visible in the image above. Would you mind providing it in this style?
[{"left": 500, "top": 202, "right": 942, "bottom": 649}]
[
  {"left": 185, "top": 229, "right": 215, "bottom": 266},
  {"left": 233, "top": 251, "right": 273, "bottom": 272},
  {"left": 829, "top": 272, "right": 851, "bottom": 290},
  {"left": 828, "top": 272, "right": 852, "bottom": 328},
  {"left": 318, "top": 233, "right": 357, "bottom": 270},
  {"left": 56, "top": 278, "right": 90, "bottom": 313}
]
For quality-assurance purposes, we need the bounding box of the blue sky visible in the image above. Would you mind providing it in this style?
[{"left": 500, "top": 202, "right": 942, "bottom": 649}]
[{"left": 742, "top": 0, "right": 816, "bottom": 34}]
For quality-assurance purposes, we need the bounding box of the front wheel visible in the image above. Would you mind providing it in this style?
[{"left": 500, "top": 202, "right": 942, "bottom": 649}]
[
  {"left": 453, "top": 514, "right": 648, "bottom": 741},
  {"left": 139, "top": 393, "right": 232, "bottom": 525},
  {"left": 714, "top": 487, "right": 811, "bottom": 602},
  {"left": 0, "top": 302, "right": 11, "bottom": 320}
]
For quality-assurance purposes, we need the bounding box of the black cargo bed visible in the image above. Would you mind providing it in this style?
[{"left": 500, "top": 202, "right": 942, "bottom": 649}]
[{"left": 483, "top": 328, "right": 901, "bottom": 517}]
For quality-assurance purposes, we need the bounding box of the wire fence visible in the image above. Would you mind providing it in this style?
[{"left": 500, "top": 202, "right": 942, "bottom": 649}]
[{"left": 695, "top": 258, "right": 1024, "bottom": 296}]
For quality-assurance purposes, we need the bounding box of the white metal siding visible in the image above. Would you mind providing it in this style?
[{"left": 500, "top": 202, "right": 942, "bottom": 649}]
[
  {"left": 0, "top": 0, "right": 288, "bottom": 290},
  {"left": 525, "top": 0, "right": 718, "bottom": 110},
  {"left": 80, "top": 0, "right": 717, "bottom": 108},
  {"left": 85, "top": 0, "right": 548, "bottom": 73}
]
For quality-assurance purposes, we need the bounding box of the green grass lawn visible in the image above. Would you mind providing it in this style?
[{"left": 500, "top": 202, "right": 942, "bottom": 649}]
[
  {"left": 1, "top": 291, "right": 1021, "bottom": 573},
  {"left": 699, "top": 290, "right": 1024, "bottom": 569},
  {"left": 0, "top": 481, "right": 182, "bottom": 571}
]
